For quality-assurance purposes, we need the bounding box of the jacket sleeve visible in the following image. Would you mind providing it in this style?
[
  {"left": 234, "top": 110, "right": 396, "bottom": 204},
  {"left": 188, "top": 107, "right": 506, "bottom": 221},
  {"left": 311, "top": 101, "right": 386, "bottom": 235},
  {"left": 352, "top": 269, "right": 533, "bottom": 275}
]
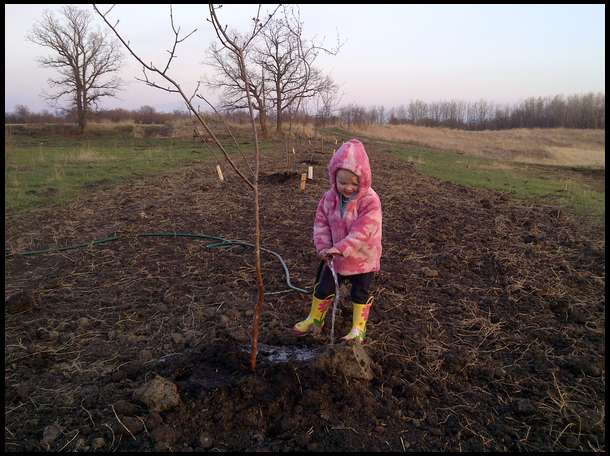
[
  {"left": 334, "top": 195, "right": 382, "bottom": 258},
  {"left": 313, "top": 195, "right": 333, "bottom": 253}
]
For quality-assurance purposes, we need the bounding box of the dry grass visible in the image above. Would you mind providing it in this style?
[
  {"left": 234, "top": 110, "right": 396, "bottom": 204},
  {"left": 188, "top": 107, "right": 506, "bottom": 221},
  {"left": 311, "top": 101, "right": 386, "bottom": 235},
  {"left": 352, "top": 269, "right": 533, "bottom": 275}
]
[
  {"left": 544, "top": 147, "right": 605, "bottom": 168},
  {"left": 350, "top": 124, "right": 605, "bottom": 168},
  {"left": 85, "top": 119, "right": 326, "bottom": 143},
  {"left": 87, "top": 120, "right": 136, "bottom": 129},
  {"left": 70, "top": 149, "right": 114, "bottom": 162}
]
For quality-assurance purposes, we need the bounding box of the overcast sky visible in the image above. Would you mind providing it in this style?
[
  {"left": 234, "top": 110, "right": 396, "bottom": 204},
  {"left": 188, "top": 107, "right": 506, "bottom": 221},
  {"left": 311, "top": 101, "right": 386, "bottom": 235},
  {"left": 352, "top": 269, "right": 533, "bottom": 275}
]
[{"left": 5, "top": 3, "right": 605, "bottom": 113}]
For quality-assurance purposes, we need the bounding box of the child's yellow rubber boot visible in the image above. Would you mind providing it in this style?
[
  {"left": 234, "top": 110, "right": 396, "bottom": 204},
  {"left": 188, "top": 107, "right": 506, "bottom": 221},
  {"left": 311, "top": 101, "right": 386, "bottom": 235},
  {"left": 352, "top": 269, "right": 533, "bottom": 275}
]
[
  {"left": 341, "top": 297, "right": 373, "bottom": 343},
  {"left": 293, "top": 294, "right": 334, "bottom": 336}
]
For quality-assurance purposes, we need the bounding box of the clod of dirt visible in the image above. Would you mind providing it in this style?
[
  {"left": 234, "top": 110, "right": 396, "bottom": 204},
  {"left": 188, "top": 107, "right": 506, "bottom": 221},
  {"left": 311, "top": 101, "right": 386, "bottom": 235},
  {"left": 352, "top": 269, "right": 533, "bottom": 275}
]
[
  {"left": 134, "top": 374, "right": 181, "bottom": 413},
  {"left": 422, "top": 267, "right": 439, "bottom": 278},
  {"left": 522, "top": 228, "right": 547, "bottom": 244},
  {"left": 479, "top": 198, "right": 492, "bottom": 209},
  {"left": 171, "top": 333, "right": 186, "bottom": 346},
  {"left": 312, "top": 344, "right": 374, "bottom": 380},
  {"left": 121, "top": 417, "right": 144, "bottom": 436},
  {"left": 152, "top": 424, "right": 176, "bottom": 451},
  {"left": 140, "top": 349, "right": 153, "bottom": 362},
  {"left": 259, "top": 171, "right": 300, "bottom": 184},
  {"left": 113, "top": 399, "right": 139, "bottom": 416},
  {"left": 5, "top": 290, "right": 35, "bottom": 314}
]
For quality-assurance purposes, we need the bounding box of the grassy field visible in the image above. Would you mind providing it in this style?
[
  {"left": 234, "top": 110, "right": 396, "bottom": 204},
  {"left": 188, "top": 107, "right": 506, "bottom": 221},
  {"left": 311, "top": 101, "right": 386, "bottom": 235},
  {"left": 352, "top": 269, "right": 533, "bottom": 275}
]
[
  {"left": 5, "top": 122, "right": 605, "bottom": 226},
  {"left": 348, "top": 124, "right": 605, "bottom": 168},
  {"left": 390, "top": 142, "right": 604, "bottom": 222},
  {"left": 325, "top": 126, "right": 605, "bottom": 225},
  {"left": 4, "top": 124, "right": 276, "bottom": 214}
]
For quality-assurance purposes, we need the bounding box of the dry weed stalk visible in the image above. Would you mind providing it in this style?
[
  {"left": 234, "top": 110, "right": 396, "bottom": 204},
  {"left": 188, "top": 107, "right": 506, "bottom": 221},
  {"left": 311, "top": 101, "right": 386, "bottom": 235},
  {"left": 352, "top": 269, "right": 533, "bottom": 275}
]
[
  {"left": 57, "top": 430, "right": 80, "bottom": 451},
  {"left": 103, "top": 422, "right": 116, "bottom": 450},
  {"left": 111, "top": 404, "right": 136, "bottom": 441},
  {"left": 81, "top": 402, "right": 96, "bottom": 427}
]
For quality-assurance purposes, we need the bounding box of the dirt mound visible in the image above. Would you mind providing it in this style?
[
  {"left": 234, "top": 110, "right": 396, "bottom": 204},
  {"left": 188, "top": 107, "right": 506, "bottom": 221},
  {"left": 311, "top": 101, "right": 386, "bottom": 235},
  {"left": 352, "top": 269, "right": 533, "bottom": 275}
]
[
  {"left": 4, "top": 144, "right": 605, "bottom": 451},
  {"left": 259, "top": 171, "right": 300, "bottom": 185},
  {"left": 130, "top": 341, "right": 383, "bottom": 451}
]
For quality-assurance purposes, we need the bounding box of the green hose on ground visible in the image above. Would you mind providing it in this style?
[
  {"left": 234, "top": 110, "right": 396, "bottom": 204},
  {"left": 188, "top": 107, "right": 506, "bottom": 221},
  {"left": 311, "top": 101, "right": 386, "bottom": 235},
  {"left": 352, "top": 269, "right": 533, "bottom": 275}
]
[{"left": 6, "top": 231, "right": 310, "bottom": 294}]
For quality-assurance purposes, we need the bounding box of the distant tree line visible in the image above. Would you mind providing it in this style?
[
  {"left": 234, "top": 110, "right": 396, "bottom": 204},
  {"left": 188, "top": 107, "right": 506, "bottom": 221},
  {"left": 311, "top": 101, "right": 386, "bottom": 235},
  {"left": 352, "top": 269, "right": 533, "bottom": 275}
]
[
  {"left": 5, "top": 104, "right": 191, "bottom": 125},
  {"left": 6, "top": 92, "right": 604, "bottom": 130},
  {"left": 332, "top": 92, "right": 605, "bottom": 130}
]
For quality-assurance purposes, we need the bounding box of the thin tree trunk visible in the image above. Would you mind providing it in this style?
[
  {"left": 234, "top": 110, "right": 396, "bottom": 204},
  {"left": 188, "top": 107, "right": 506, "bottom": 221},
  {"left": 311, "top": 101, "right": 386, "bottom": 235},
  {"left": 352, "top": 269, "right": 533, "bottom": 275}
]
[
  {"left": 276, "top": 80, "right": 282, "bottom": 133},
  {"left": 76, "top": 90, "right": 86, "bottom": 133},
  {"left": 237, "top": 49, "right": 265, "bottom": 371},
  {"left": 259, "top": 67, "right": 268, "bottom": 139},
  {"left": 259, "top": 110, "right": 268, "bottom": 138}
]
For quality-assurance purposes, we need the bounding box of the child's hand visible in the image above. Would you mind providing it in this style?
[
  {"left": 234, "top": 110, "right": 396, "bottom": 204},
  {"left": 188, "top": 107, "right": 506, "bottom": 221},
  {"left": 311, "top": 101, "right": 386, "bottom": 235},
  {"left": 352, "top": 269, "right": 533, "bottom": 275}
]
[{"left": 319, "top": 247, "right": 342, "bottom": 261}]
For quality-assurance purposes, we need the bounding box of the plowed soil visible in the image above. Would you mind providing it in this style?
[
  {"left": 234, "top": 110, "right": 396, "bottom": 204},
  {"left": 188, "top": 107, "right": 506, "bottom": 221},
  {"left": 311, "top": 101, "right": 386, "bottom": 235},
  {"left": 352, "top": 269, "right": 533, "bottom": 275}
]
[{"left": 4, "top": 139, "right": 605, "bottom": 451}]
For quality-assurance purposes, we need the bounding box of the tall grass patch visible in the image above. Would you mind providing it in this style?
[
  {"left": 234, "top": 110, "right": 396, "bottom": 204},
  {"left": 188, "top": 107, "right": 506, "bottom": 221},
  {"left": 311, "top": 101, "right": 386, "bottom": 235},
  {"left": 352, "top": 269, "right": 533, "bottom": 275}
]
[{"left": 349, "top": 124, "right": 605, "bottom": 168}]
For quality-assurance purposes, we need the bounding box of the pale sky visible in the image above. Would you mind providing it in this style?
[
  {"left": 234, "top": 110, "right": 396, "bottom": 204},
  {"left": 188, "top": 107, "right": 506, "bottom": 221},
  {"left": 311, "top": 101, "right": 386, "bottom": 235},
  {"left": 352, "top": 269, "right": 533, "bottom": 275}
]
[{"left": 4, "top": 4, "right": 606, "bottom": 113}]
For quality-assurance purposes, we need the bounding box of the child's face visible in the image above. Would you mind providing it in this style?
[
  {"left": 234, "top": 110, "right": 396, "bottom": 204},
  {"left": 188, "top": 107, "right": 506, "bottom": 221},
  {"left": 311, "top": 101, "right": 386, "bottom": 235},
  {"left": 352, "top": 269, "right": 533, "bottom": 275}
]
[{"left": 336, "top": 169, "right": 359, "bottom": 198}]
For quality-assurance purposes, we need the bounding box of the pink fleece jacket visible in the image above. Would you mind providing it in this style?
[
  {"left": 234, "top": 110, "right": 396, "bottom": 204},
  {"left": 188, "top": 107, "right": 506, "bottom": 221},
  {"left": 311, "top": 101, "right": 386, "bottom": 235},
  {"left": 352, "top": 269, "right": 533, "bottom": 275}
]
[{"left": 313, "top": 138, "right": 383, "bottom": 275}]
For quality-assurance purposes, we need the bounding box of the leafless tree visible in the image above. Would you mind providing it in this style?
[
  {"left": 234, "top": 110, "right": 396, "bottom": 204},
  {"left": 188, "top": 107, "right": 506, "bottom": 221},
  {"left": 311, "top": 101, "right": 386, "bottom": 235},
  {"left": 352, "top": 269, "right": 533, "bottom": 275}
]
[
  {"left": 315, "top": 83, "right": 342, "bottom": 126},
  {"left": 205, "top": 42, "right": 271, "bottom": 137},
  {"left": 28, "top": 5, "right": 123, "bottom": 133},
  {"left": 257, "top": 8, "right": 340, "bottom": 133},
  {"left": 94, "top": 3, "right": 280, "bottom": 371},
  {"left": 204, "top": 6, "right": 340, "bottom": 137}
]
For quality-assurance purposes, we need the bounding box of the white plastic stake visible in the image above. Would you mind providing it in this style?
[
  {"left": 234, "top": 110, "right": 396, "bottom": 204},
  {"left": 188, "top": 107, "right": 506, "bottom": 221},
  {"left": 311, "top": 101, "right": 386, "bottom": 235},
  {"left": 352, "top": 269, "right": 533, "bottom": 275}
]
[
  {"left": 307, "top": 166, "right": 313, "bottom": 180},
  {"left": 216, "top": 164, "right": 224, "bottom": 182}
]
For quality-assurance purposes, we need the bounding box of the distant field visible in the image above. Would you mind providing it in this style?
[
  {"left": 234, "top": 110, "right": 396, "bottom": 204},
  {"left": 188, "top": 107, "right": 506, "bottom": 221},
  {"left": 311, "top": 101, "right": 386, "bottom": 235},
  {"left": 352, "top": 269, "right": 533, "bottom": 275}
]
[
  {"left": 388, "top": 142, "right": 604, "bottom": 223},
  {"left": 349, "top": 124, "right": 605, "bottom": 168},
  {"left": 323, "top": 126, "right": 605, "bottom": 225},
  {"left": 4, "top": 125, "right": 270, "bottom": 214},
  {"left": 5, "top": 122, "right": 605, "bottom": 226}
]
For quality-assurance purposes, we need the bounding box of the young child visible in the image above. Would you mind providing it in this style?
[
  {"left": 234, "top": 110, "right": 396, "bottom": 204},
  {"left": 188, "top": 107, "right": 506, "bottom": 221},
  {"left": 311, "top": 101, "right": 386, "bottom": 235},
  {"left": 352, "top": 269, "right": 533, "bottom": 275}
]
[{"left": 293, "top": 138, "right": 382, "bottom": 343}]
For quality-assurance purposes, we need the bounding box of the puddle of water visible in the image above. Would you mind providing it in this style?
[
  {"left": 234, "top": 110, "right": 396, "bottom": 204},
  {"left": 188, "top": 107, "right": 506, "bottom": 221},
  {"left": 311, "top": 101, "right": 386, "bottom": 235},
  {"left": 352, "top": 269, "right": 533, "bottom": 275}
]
[{"left": 245, "top": 343, "right": 321, "bottom": 364}]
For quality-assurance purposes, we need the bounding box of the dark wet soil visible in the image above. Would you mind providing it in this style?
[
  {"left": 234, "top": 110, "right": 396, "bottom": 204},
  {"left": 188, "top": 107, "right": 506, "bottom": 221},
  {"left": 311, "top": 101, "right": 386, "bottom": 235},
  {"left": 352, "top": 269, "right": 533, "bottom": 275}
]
[{"left": 4, "top": 139, "right": 605, "bottom": 451}]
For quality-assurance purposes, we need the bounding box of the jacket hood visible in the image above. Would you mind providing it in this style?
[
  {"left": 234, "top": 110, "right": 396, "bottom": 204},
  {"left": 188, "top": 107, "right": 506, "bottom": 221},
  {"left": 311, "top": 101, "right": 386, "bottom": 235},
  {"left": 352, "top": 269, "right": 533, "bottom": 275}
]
[{"left": 328, "top": 138, "right": 372, "bottom": 197}]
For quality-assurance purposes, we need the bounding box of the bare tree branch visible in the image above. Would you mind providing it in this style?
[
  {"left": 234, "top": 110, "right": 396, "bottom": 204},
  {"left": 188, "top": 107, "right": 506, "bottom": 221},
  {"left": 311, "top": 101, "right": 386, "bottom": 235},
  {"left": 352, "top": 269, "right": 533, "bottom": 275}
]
[
  {"left": 93, "top": 3, "right": 255, "bottom": 190},
  {"left": 196, "top": 91, "right": 255, "bottom": 177},
  {"left": 254, "top": 6, "right": 341, "bottom": 132}
]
